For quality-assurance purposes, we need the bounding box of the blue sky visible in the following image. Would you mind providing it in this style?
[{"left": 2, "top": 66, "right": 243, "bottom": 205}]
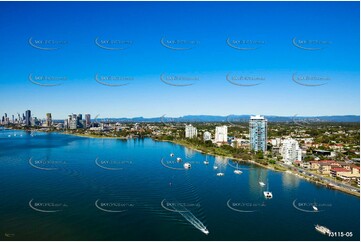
[{"left": 0, "top": 1, "right": 359, "bottom": 119}]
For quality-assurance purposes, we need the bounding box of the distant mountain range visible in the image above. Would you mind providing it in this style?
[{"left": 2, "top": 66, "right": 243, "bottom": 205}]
[{"left": 81, "top": 115, "right": 360, "bottom": 123}]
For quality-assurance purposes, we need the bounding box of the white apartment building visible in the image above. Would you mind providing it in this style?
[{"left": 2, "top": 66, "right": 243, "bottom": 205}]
[
  {"left": 271, "top": 138, "right": 282, "bottom": 147},
  {"left": 280, "top": 138, "right": 302, "bottom": 164},
  {"left": 203, "top": 131, "right": 211, "bottom": 141},
  {"left": 215, "top": 125, "right": 228, "bottom": 143},
  {"left": 185, "top": 124, "right": 197, "bottom": 139}
]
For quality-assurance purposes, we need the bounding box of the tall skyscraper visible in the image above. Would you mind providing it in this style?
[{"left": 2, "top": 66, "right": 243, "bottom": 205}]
[
  {"left": 185, "top": 124, "right": 197, "bottom": 138},
  {"left": 77, "top": 114, "right": 84, "bottom": 128},
  {"left": 46, "top": 113, "right": 52, "bottom": 127},
  {"left": 25, "top": 110, "right": 31, "bottom": 126},
  {"left": 69, "top": 114, "right": 78, "bottom": 130},
  {"left": 249, "top": 115, "right": 267, "bottom": 152},
  {"left": 85, "top": 114, "right": 91, "bottom": 127},
  {"left": 215, "top": 125, "right": 228, "bottom": 143}
]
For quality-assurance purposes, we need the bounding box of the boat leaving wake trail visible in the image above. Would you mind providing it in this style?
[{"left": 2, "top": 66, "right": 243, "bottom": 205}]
[
  {"left": 178, "top": 209, "right": 209, "bottom": 235},
  {"left": 161, "top": 199, "right": 209, "bottom": 235}
]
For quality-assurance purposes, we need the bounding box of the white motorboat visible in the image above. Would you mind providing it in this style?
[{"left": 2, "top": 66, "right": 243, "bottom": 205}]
[
  {"left": 263, "top": 181, "right": 273, "bottom": 198},
  {"left": 234, "top": 170, "right": 242, "bottom": 175},
  {"left": 183, "top": 162, "right": 191, "bottom": 169},
  {"left": 213, "top": 166, "right": 218, "bottom": 170},
  {"left": 234, "top": 163, "right": 242, "bottom": 175},
  {"left": 312, "top": 205, "right": 318, "bottom": 211},
  {"left": 176, "top": 157, "right": 182, "bottom": 162},
  {"left": 204, "top": 155, "right": 209, "bottom": 165},
  {"left": 263, "top": 191, "right": 273, "bottom": 199},
  {"left": 216, "top": 172, "right": 224, "bottom": 176},
  {"left": 259, "top": 181, "right": 266, "bottom": 186},
  {"left": 315, "top": 224, "right": 331, "bottom": 235},
  {"left": 200, "top": 228, "right": 209, "bottom": 235},
  {"left": 170, "top": 153, "right": 174, "bottom": 157}
]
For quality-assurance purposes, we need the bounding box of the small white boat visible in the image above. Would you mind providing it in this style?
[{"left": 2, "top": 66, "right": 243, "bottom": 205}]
[
  {"left": 234, "top": 170, "right": 243, "bottom": 175},
  {"left": 183, "top": 162, "right": 191, "bottom": 169},
  {"left": 204, "top": 155, "right": 209, "bottom": 165},
  {"left": 213, "top": 166, "right": 218, "bottom": 170},
  {"left": 315, "top": 224, "right": 331, "bottom": 235},
  {"left": 201, "top": 228, "right": 209, "bottom": 235},
  {"left": 312, "top": 205, "right": 318, "bottom": 211},
  {"left": 216, "top": 172, "right": 224, "bottom": 176},
  {"left": 259, "top": 181, "right": 266, "bottom": 186},
  {"left": 263, "top": 191, "right": 273, "bottom": 199},
  {"left": 263, "top": 181, "right": 272, "bottom": 198},
  {"left": 170, "top": 153, "right": 174, "bottom": 157},
  {"left": 234, "top": 163, "right": 242, "bottom": 175},
  {"left": 176, "top": 157, "right": 182, "bottom": 162}
]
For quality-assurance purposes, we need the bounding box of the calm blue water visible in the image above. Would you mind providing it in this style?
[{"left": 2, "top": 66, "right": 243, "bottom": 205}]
[{"left": 0, "top": 130, "right": 359, "bottom": 241}]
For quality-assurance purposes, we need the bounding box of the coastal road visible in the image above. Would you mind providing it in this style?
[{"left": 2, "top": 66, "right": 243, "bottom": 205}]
[{"left": 277, "top": 162, "right": 360, "bottom": 193}]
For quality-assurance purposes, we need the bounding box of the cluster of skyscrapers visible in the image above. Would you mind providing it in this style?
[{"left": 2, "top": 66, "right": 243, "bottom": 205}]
[
  {"left": 0, "top": 110, "right": 92, "bottom": 129},
  {"left": 1, "top": 110, "right": 33, "bottom": 126},
  {"left": 64, "top": 113, "right": 91, "bottom": 129}
]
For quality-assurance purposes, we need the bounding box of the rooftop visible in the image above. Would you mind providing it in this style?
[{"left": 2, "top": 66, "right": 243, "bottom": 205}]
[
  {"left": 331, "top": 167, "right": 349, "bottom": 172},
  {"left": 250, "top": 115, "right": 266, "bottom": 120}
]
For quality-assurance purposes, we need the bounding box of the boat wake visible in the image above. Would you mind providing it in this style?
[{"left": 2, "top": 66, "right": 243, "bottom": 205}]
[
  {"left": 161, "top": 199, "right": 209, "bottom": 235},
  {"left": 179, "top": 209, "right": 209, "bottom": 235}
]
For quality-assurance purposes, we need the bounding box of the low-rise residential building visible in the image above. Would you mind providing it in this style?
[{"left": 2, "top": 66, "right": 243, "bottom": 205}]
[
  {"left": 351, "top": 165, "right": 360, "bottom": 176},
  {"left": 270, "top": 138, "right": 282, "bottom": 147},
  {"left": 319, "top": 164, "right": 335, "bottom": 175},
  {"left": 299, "top": 161, "right": 311, "bottom": 169},
  {"left": 309, "top": 160, "right": 341, "bottom": 175},
  {"left": 310, "top": 160, "right": 322, "bottom": 170},
  {"left": 329, "top": 164, "right": 359, "bottom": 180}
]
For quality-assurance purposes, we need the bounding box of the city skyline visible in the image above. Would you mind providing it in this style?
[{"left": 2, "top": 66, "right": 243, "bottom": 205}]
[
  {"left": 0, "top": 1, "right": 359, "bottom": 118},
  {"left": 1, "top": 109, "right": 360, "bottom": 122}
]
